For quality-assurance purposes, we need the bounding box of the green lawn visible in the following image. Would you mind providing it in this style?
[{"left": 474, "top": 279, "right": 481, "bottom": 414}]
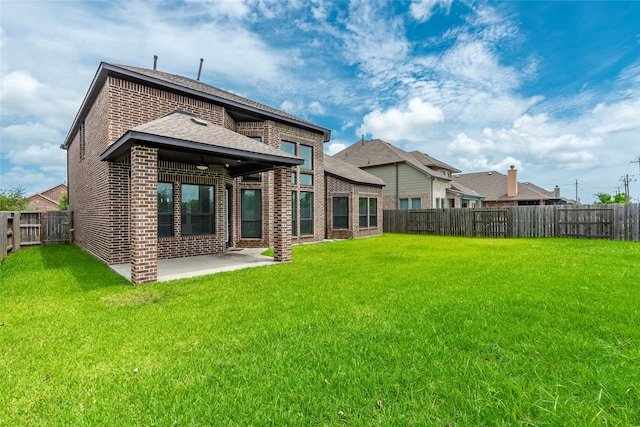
[{"left": 1, "top": 235, "right": 638, "bottom": 426}]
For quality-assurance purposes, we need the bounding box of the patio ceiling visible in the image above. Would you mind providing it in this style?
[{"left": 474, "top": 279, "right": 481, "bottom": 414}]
[{"left": 100, "top": 110, "right": 303, "bottom": 176}]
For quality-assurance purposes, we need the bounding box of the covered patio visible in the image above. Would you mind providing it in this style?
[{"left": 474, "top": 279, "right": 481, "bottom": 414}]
[
  {"left": 110, "top": 247, "right": 276, "bottom": 282},
  {"left": 100, "top": 110, "right": 301, "bottom": 284}
]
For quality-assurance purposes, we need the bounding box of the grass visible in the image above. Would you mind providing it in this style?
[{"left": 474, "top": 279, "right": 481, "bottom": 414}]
[{"left": 1, "top": 234, "right": 638, "bottom": 426}]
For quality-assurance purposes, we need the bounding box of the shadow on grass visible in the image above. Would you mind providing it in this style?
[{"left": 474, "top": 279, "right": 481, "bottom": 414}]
[{"left": 39, "top": 243, "right": 131, "bottom": 292}]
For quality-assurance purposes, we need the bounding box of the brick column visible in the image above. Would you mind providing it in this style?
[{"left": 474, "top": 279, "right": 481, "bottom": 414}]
[
  {"left": 130, "top": 145, "right": 158, "bottom": 284},
  {"left": 273, "top": 166, "right": 292, "bottom": 262}
]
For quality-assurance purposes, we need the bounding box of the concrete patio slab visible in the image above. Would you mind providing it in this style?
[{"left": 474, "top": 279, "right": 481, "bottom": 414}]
[{"left": 110, "top": 248, "right": 275, "bottom": 282}]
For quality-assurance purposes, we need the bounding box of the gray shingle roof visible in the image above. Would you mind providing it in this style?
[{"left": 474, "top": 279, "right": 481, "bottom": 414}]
[
  {"left": 409, "top": 151, "right": 461, "bottom": 173},
  {"left": 454, "top": 171, "right": 555, "bottom": 201},
  {"left": 333, "top": 139, "right": 450, "bottom": 180},
  {"left": 448, "top": 181, "right": 483, "bottom": 198},
  {"left": 110, "top": 63, "right": 320, "bottom": 128},
  {"left": 101, "top": 110, "right": 302, "bottom": 167},
  {"left": 324, "top": 154, "right": 384, "bottom": 186}
]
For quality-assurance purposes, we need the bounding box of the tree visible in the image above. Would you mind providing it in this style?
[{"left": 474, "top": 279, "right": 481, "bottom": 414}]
[
  {"left": 58, "top": 192, "right": 69, "bottom": 211},
  {"left": 0, "top": 186, "right": 30, "bottom": 211},
  {"left": 593, "top": 192, "right": 628, "bottom": 204}
]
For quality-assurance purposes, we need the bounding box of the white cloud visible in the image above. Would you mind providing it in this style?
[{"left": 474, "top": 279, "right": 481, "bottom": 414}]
[
  {"left": 311, "top": 0, "right": 329, "bottom": 20},
  {"left": 325, "top": 142, "right": 347, "bottom": 155},
  {"left": 590, "top": 99, "right": 640, "bottom": 135},
  {"left": 410, "top": 0, "right": 452, "bottom": 23},
  {"left": 309, "top": 101, "right": 325, "bottom": 115},
  {"left": 340, "top": 1, "right": 410, "bottom": 86},
  {"left": 455, "top": 155, "right": 522, "bottom": 173},
  {"left": 358, "top": 98, "right": 444, "bottom": 142},
  {"left": 0, "top": 166, "right": 61, "bottom": 194},
  {"left": 446, "top": 113, "right": 603, "bottom": 172}
]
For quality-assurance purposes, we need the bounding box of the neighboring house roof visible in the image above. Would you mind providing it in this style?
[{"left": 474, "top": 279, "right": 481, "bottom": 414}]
[
  {"left": 27, "top": 183, "right": 67, "bottom": 211},
  {"left": 447, "top": 182, "right": 484, "bottom": 199},
  {"left": 454, "top": 171, "right": 556, "bottom": 202},
  {"left": 101, "top": 110, "right": 303, "bottom": 176},
  {"left": 409, "top": 151, "right": 461, "bottom": 174},
  {"left": 333, "top": 139, "right": 450, "bottom": 181},
  {"left": 324, "top": 155, "right": 385, "bottom": 187},
  {"left": 62, "top": 62, "right": 331, "bottom": 149}
]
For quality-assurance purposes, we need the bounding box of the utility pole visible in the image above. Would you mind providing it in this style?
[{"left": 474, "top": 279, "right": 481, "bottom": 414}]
[
  {"left": 622, "top": 175, "right": 630, "bottom": 203},
  {"left": 575, "top": 179, "right": 579, "bottom": 204}
]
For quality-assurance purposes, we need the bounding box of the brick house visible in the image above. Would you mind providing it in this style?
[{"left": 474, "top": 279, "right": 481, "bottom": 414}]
[
  {"left": 27, "top": 183, "right": 67, "bottom": 211},
  {"left": 334, "top": 139, "right": 483, "bottom": 209},
  {"left": 62, "top": 62, "right": 382, "bottom": 284},
  {"left": 454, "top": 166, "right": 567, "bottom": 207}
]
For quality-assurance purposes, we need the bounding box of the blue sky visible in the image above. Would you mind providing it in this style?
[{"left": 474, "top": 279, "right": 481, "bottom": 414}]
[{"left": 1, "top": 0, "right": 639, "bottom": 202}]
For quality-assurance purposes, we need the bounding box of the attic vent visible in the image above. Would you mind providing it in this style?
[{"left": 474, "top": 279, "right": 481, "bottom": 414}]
[
  {"left": 488, "top": 172, "right": 492, "bottom": 175},
  {"left": 191, "top": 117, "right": 208, "bottom": 126}
]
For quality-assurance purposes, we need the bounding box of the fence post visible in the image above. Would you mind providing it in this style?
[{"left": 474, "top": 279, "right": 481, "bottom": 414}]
[{"left": 13, "top": 212, "right": 21, "bottom": 251}]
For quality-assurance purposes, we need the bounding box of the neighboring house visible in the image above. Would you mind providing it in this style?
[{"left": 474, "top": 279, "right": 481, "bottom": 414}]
[
  {"left": 333, "top": 139, "right": 483, "bottom": 209},
  {"left": 324, "top": 154, "right": 384, "bottom": 239},
  {"left": 454, "top": 166, "right": 567, "bottom": 207},
  {"left": 27, "top": 183, "right": 67, "bottom": 211},
  {"left": 62, "top": 62, "right": 383, "bottom": 284}
]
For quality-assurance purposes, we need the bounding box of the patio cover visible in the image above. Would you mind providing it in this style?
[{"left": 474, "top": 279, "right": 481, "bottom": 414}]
[{"left": 100, "top": 110, "right": 303, "bottom": 174}]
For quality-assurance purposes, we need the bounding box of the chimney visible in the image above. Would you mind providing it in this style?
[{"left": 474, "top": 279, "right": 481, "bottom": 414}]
[
  {"left": 554, "top": 185, "right": 560, "bottom": 198},
  {"left": 507, "top": 165, "right": 518, "bottom": 197}
]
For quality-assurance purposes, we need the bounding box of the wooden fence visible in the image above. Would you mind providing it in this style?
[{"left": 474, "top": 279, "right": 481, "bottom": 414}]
[
  {"left": 1, "top": 211, "right": 72, "bottom": 262},
  {"left": 383, "top": 204, "right": 640, "bottom": 241}
]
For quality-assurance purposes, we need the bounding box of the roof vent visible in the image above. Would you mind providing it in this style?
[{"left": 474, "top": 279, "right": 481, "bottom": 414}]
[{"left": 191, "top": 117, "right": 208, "bottom": 126}]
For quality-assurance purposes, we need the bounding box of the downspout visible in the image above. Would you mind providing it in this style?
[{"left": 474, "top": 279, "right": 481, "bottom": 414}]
[
  {"left": 430, "top": 176, "right": 435, "bottom": 208},
  {"left": 395, "top": 162, "right": 399, "bottom": 209}
]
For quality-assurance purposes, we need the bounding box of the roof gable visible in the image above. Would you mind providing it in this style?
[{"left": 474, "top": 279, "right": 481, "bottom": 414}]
[
  {"left": 63, "top": 62, "right": 331, "bottom": 149},
  {"left": 334, "top": 139, "right": 451, "bottom": 181}
]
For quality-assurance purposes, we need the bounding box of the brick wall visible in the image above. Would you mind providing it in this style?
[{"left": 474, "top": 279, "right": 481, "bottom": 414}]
[{"left": 68, "top": 82, "right": 113, "bottom": 263}]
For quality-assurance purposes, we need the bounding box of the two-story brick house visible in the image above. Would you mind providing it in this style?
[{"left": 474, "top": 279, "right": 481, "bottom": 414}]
[{"left": 62, "top": 62, "right": 382, "bottom": 284}]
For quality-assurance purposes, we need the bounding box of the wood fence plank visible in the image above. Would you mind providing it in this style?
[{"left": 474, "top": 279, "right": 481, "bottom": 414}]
[{"left": 384, "top": 204, "right": 639, "bottom": 241}]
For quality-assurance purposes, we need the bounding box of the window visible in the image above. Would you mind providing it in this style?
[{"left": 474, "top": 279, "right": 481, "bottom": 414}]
[
  {"left": 300, "top": 191, "right": 313, "bottom": 235},
  {"left": 291, "top": 191, "right": 297, "bottom": 236},
  {"left": 359, "top": 197, "right": 378, "bottom": 228},
  {"left": 333, "top": 197, "right": 349, "bottom": 229},
  {"left": 281, "top": 141, "right": 296, "bottom": 155},
  {"left": 290, "top": 173, "right": 297, "bottom": 184},
  {"left": 158, "top": 183, "right": 173, "bottom": 237},
  {"left": 250, "top": 136, "right": 262, "bottom": 142},
  {"left": 242, "top": 173, "right": 261, "bottom": 182},
  {"left": 300, "top": 173, "right": 313, "bottom": 186},
  {"left": 399, "top": 198, "right": 409, "bottom": 210},
  {"left": 359, "top": 198, "right": 367, "bottom": 228},
  {"left": 241, "top": 189, "right": 262, "bottom": 238},
  {"left": 411, "top": 198, "right": 421, "bottom": 209},
  {"left": 79, "top": 121, "right": 86, "bottom": 160},
  {"left": 181, "top": 184, "right": 214, "bottom": 236},
  {"left": 300, "top": 144, "right": 313, "bottom": 170},
  {"left": 369, "top": 198, "right": 377, "bottom": 227},
  {"left": 449, "top": 198, "right": 455, "bottom": 208}
]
